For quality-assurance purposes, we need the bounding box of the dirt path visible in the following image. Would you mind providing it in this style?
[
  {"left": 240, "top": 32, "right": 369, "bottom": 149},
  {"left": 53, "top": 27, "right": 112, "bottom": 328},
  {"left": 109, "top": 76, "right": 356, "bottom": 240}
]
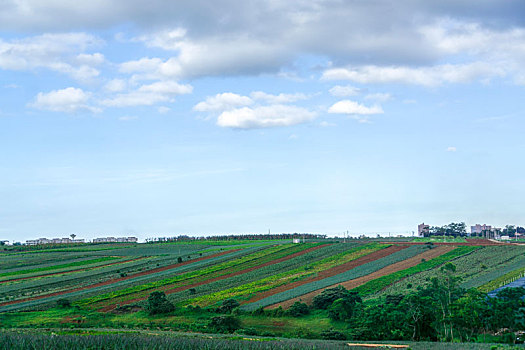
[
  {"left": 0, "top": 257, "right": 148, "bottom": 284},
  {"left": 0, "top": 250, "right": 239, "bottom": 308},
  {"left": 97, "top": 244, "right": 332, "bottom": 312},
  {"left": 240, "top": 245, "right": 407, "bottom": 307},
  {"left": 267, "top": 245, "right": 455, "bottom": 309}
]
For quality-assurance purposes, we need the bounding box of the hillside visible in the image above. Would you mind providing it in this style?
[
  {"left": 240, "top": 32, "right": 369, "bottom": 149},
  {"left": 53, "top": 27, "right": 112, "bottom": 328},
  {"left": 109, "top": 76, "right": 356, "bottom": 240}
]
[{"left": 1, "top": 238, "right": 524, "bottom": 346}]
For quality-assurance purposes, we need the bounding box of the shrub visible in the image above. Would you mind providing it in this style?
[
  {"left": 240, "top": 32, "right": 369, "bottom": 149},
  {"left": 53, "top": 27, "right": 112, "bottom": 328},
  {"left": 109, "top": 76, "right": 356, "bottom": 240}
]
[
  {"left": 208, "top": 315, "right": 241, "bottom": 333},
  {"left": 287, "top": 301, "right": 309, "bottom": 317},
  {"left": 218, "top": 298, "right": 240, "bottom": 313},
  {"left": 313, "top": 285, "right": 352, "bottom": 309},
  {"left": 320, "top": 329, "right": 346, "bottom": 340},
  {"left": 145, "top": 291, "right": 175, "bottom": 315},
  {"left": 56, "top": 298, "right": 71, "bottom": 308}
]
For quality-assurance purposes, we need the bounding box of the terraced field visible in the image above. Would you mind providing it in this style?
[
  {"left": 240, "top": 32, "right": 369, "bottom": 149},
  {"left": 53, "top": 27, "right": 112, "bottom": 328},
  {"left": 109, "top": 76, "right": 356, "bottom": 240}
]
[{"left": 1, "top": 238, "right": 522, "bottom": 317}]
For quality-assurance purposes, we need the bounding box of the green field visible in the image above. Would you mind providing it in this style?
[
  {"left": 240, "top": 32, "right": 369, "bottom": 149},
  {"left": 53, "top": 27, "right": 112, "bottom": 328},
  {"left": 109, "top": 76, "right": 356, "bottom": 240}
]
[{"left": 1, "top": 238, "right": 525, "bottom": 347}]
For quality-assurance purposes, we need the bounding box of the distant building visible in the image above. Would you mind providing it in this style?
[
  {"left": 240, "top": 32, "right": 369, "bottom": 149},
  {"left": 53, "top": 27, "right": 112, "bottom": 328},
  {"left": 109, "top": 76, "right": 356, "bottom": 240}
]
[
  {"left": 292, "top": 238, "right": 301, "bottom": 244},
  {"left": 25, "top": 237, "right": 84, "bottom": 245},
  {"left": 93, "top": 237, "right": 137, "bottom": 243},
  {"left": 471, "top": 224, "right": 492, "bottom": 235},
  {"left": 418, "top": 223, "right": 430, "bottom": 237}
]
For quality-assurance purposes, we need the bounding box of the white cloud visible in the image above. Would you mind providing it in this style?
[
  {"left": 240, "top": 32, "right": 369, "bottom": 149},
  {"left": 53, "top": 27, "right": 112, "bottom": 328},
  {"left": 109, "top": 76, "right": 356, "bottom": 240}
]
[
  {"left": 119, "top": 116, "right": 138, "bottom": 121},
  {"left": 329, "top": 85, "right": 360, "bottom": 97},
  {"left": 328, "top": 100, "right": 384, "bottom": 115},
  {"left": 101, "top": 81, "right": 192, "bottom": 107},
  {"left": 250, "top": 91, "right": 308, "bottom": 104},
  {"left": 76, "top": 53, "right": 105, "bottom": 66},
  {"left": 217, "top": 105, "right": 316, "bottom": 129},
  {"left": 193, "top": 93, "right": 253, "bottom": 112},
  {"left": 365, "top": 93, "right": 392, "bottom": 102},
  {"left": 0, "top": 33, "right": 104, "bottom": 81},
  {"left": 319, "top": 121, "right": 336, "bottom": 127},
  {"left": 30, "top": 87, "right": 99, "bottom": 113},
  {"left": 157, "top": 106, "right": 171, "bottom": 114},
  {"left": 104, "top": 79, "right": 127, "bottom": 92},
  {"left": 447, "top": 146, "right": 457, "bottom": 152},
  {"left": 322, "top": 63, "right": 505, "bottom": 86}
]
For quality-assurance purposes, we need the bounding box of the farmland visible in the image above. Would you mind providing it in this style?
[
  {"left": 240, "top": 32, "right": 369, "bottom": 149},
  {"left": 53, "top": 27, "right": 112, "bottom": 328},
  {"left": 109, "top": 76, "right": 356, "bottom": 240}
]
[{"left": 1, "top": 238, "right": 525, "bottom": 348}]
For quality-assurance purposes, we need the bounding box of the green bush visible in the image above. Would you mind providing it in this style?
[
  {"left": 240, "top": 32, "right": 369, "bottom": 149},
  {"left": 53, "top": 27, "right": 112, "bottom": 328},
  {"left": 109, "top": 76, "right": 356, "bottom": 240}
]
[
  {"left": 320, "top": 329, "right": 346, "bottom": 340},
  {"left": 145, "top": 291, "right": 174, "bottom": 315},
  {"left": 208, "top": 315, "right": 241, "bottom": 333},
  {"left": 56, "top": 298, "right": 71, "bottom": 308},
  {"left": 287, "top": 301, "right": 309, "bottom": 317}
]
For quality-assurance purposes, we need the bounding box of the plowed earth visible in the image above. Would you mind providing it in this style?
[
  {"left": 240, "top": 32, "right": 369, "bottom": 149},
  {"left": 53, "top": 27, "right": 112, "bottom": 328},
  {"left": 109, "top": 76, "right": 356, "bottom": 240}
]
[
  {"left": 241, "top": 245, "right": 407, "bottom": 306},
  {"left": 0, "top": 250, "right": 239, "bottom": 308},
  {"left": 267, "top": 245, "right": 455, "bottom": 309},
  {"left": 97, "top": 244, "right": 331, "bottom": 312}
]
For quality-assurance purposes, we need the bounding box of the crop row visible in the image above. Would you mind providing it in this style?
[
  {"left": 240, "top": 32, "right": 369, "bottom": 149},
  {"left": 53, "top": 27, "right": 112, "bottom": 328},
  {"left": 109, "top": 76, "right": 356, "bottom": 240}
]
[
  {"left": 0, "top": 256, "right": 122, "bottom": 280},
  {"left": 78, "top": 243, "right": 312, "bottom": 306},
  {"left": 0, "top": 247, "right": 267, "bottom": 312},
  {"left": 352, "top": 246, "right": 478, "bottom": 296},
  {"left": 462, "top": 255, "right": 525, "bottom": 292},
  {"left": 242, "top": 245, "right": 426, "bottom": 311},
  {"left": 83, "top": 243, "right": 331, "bottom": 307},
  {"left": 91, "top": 242, "right": 361, "bottom": 309},
  {"left": 378, "top": 245, "right": 525, "bottom": 297},
  {"left": 183, "top": 243, "right": 387, "bottom": 308}
]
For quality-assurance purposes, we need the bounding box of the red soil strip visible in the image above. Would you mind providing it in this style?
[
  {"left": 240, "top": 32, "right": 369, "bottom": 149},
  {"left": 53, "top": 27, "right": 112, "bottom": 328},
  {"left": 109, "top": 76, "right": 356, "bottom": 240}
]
[
  {"left": 241, "top": 245, "right": 407, "bottom": 308},
  {"left": 97, "top": 244, "right": 332, "bottom": 312},
  {"left": 269, "top": 245, "right": 455, "bottom": 309},
  {"left": 380, "top": 239, "right": 505, "bottom": 246},
  {"left": 0, "top": 250, "right": 239, "bottom": 308},
  {"left": 0, "top": 257, "right": 148, "bottom": 284}
]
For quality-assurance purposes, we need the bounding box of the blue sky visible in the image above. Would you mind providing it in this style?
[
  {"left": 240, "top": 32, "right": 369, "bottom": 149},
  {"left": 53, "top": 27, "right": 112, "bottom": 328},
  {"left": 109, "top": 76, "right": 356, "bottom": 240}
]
[{"left": 1, "top": 1, "right": 525, "bottom": 242}]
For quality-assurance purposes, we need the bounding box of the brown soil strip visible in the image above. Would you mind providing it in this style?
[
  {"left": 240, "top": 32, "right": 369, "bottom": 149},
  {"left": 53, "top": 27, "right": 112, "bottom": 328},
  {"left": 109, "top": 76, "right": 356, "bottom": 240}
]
[
  {"left": 268, "top": 245, "right": 455, "bottom": 309},
  {"left": 0, "top": 250, "right": 239, "bottom": 308},
  {"left": 0, "top": 257, "right": 148, "bottom": 284},
  {"left": 97, "top": 244, "right": 332, "bottom": 312},
  {"left": 240, "top": 245, "right": 407, "bottom": 308}
]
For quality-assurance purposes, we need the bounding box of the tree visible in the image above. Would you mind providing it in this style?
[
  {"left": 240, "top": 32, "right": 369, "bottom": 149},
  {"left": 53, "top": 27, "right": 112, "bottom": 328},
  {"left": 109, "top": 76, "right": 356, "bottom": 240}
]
[
  {"left": 145, "top": 291, "right": 174, "bottom": 315},
  {"left": 208, "top": 315, "right": 241, "bottom": 333},
  {"left": 504, "top": 225, "right": 517, "bottom": 237},
  {"left": 70, "top": 233, "right": 76, "bottom": 240},
  {"left": 218, "top": 298, "right": 239, "bottom": 313},
  {"left": 313, "top": 285, "right": 355, "bottom": 309},
  {"left": 287, "top": 301, "right": 309, "bottom": 317}
]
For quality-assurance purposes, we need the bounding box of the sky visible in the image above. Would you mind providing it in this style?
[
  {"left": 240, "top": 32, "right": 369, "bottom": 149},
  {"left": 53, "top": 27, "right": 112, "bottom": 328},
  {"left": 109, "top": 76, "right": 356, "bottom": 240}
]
[{"left": 1, "top": 1, "right": 525, "bottom": 242}]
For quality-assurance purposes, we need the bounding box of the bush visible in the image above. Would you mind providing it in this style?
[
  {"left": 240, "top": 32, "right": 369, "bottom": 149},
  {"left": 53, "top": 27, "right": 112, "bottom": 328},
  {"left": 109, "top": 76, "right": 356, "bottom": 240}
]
[
  {"left": 208, "top": 315, "right": 241, "bottom": 333},
  {"left": 56, "top": 298, "right": 71, "bottom": 308},
  {"left": 218, "top": 298, "right": 240, "bottom": 313},
  {"left": 287, "top": 301, "right": 309, "bottom": 317},
  {"left": 320, "top": 329, "right": 347, "bottom": 340},
  {"left": 145, "top": 291, "right": 175, "bottom": 315},
  {"left": 313, "top": 285, "right": 354, "bottom": 309}
]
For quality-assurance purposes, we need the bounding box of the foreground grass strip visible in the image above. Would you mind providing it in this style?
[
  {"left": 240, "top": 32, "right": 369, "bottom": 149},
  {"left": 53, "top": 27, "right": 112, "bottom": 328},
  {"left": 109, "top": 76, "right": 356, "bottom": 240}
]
[
  {"left": 81, "top": 243, "right": 317, "bottom": 306},
  {"left": 352, "top": 246, "right": 478, "bottom": 296},
  {"left": 243, "top": 245, "right": 426, "bottom": 311},
  {"left": 184, "top": 243, "right": 387, "bottom": 307}
]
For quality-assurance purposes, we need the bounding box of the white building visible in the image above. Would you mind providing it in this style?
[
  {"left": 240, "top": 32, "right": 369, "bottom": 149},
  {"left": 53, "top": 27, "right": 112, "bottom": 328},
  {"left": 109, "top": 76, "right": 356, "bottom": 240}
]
[{"left": 418, "top": 223, "right": 430, "bottom": 237}]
